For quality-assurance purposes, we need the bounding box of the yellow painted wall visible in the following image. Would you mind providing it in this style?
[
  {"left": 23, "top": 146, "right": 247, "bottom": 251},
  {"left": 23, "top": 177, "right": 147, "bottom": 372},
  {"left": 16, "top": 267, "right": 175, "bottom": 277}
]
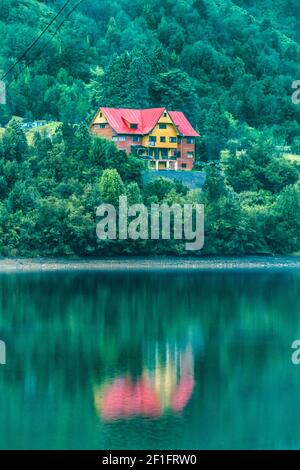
[
  {"left": 142, "top": 112, "right": 178, "bottom": 154},
  {"left": 93, "top": 110, "right": 108, "bottom": 124}
]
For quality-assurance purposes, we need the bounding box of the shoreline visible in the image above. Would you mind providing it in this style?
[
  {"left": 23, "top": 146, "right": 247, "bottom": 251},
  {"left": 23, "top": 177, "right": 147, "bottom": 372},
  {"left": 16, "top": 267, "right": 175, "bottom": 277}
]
[{"left": 0, "top": 256, "right": 299, "bottom": 272}]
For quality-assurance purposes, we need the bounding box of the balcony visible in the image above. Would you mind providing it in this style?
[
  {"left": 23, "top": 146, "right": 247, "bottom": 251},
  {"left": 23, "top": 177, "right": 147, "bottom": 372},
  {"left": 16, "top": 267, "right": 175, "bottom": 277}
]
[
  {"left": 152, "top": 156, "right": 177, "bottom": 161},
  {"left": 131, "top": 145, "right": 181, "bottom": 161},
  {"left": 131, "top": 145, "right": 152, "bottom": 159}
]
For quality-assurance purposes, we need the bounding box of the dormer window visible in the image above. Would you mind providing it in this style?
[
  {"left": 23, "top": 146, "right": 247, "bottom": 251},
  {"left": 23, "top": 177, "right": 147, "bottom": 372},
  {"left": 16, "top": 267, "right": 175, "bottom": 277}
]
[{"left": 130, "top": 123, "right": 138, "bottom": 129}]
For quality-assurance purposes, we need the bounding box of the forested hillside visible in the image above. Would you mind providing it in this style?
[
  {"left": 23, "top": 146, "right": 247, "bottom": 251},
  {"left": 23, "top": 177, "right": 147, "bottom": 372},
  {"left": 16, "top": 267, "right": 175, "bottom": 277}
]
[
  {"left": 1, "top": 0, "right": 300, "bottom": 146},
  {"left": 0, "top": 0, "right": 299, "bottom": 257}
]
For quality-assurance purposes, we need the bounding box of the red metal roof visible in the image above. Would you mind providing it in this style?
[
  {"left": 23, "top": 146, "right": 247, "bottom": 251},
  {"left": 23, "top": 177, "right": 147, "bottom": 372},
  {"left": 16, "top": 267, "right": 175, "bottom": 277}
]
[
  {"left": 169, "top": 111, "right": 200, "bottom": 137},
  {"left": 100, "top": 107, "right": 200, "bottom": 137}
]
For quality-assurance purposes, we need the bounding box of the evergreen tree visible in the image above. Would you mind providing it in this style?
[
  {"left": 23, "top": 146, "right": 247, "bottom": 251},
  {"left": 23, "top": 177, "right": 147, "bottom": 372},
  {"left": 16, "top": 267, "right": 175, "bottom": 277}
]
[
  {"left": 2, "top": 118, "right": 28, "bottom": 162},
  {"left": 126, "top": 56, "right": 150, "bottom": 108},
  {"left": 99, "top": 169, "right": 125, "bottom": 206},
  {"left": 103, "top": 52, "right": 132, "bottom": 106},
  {"left": 203, "top": 103, "right": 236, "bottom": 160},
  {"left": 126, "top": 182, "right": 143, "bottom": 205}
]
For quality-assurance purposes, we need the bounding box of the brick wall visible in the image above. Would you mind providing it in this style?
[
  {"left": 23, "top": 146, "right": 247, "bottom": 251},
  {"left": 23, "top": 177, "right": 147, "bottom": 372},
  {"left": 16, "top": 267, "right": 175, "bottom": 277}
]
[
  {"left": 91, "top": 124, "right": 141, "bottom": 155},
  {"left": 176, "top": 138, "right": 195, "bottom": 170},
  {"left": 114, "top": 136, "right": 141, "bottom": 154}
]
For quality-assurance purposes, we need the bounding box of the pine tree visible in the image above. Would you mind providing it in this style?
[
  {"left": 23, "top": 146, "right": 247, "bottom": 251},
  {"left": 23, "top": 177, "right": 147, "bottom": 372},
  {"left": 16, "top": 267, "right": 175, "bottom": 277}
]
[
  {"left": 103, "top": 53, "right": 132, "bottom": 106},
  {"left": 126, "top": 56, "right": 150, "bottom": 108},
  {"left": 99, "top": 169, "right": 125, "bottom": 206},
  {"left": 2, "top": 118, "right": 28, "bottom": 162}
]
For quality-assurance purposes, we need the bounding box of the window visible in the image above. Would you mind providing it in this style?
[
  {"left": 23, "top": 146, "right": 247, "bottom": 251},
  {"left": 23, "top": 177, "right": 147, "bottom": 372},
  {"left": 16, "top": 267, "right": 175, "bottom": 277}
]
[
  {"left": 130, "top": 123, "right": 138, "bottom": 129},
  {"left": 163, "top": 112, "right": 167, "bottom": 117},
  {"left": 159, "top": 123, "right": 167, "bottom": 129},
  {"left": 149, "top": 136, "right": 156, "bottom": 142},
  {"left": 99, "top": 112, "right": 103, "bottom": 118},
  {"left": 182, "top": 163, "right": 187, "bottom": 169},
  {"left": 133, "top": 136, "right": 141, "bottom": 142},
  {"left": 161, "top": 149, "right": 168, "bottom": 157},
  {"left": 160, "top": 136, "right": 166, "bottom": 143},
  {"left": 112, "top": 136, "right": 118, "bottom": 141},
  {"left": 187, "top": 151, "right": 194, "bottom": 158},
  {"left": 170, "top": 137, "right": 177, "bottom": 143},
  {"left": 100, "top": 123, "right": 106, "bottom": 128},
  {"left": 177, "top": 136, "right": 182, "bottom": 144},
  {"left": 187, "top": 137, "right": 195, "bottom": 144},
  {"left": 119, "top": 136, "right": 126, "bottom": 141}
]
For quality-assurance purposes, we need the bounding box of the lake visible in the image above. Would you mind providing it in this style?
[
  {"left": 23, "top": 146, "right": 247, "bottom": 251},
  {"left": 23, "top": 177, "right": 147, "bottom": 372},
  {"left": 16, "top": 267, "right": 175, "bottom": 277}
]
[{"left": 0, "top": 262, "right": 300, "bottom": 449}]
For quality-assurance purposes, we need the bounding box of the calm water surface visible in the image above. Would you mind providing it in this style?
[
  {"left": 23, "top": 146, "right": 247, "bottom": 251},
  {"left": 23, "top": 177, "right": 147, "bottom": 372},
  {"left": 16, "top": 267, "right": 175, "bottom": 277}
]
[{"left": 0, "top": 266, "right": 300, "bottom": 449}]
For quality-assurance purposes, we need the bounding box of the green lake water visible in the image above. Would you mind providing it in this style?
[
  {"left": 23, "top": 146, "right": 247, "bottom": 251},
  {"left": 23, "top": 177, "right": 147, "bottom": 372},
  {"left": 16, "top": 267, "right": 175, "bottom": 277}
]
[{"left": 0, "top": 266, "right": 300, "bottom": 449}]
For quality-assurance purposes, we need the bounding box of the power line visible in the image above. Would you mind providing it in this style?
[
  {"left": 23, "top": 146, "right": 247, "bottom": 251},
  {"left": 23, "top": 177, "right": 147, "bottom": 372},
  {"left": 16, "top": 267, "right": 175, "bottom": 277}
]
[
  {"left": 0, "top": 0, "right": 74, "bottom": 82},
  {"left": 4, "top": 0, "right": 85, "bottom": 88},
  {"left": 25, "top": 0, "right": 85, "bottom": 71},
  {"left": 2, "top": 0, "right": 86, "bottom": 89}
]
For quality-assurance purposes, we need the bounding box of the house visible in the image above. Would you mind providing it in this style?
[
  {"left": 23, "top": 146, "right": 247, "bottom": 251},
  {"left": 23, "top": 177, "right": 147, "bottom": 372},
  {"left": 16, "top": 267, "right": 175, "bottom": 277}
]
[{"left": 90, "top": 107, "right": 200, "bottom": 171}]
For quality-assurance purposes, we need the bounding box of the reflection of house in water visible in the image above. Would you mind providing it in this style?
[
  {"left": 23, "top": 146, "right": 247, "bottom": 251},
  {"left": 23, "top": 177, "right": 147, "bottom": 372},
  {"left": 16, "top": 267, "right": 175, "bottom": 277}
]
[{"left": 94, "top": 345, "right": 195, "bottom": 421}]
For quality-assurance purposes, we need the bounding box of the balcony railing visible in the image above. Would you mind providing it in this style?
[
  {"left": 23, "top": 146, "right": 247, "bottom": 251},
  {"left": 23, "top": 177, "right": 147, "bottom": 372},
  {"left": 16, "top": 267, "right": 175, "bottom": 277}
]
[
  {"left": 131, "top": 144, "right": 181, "bottom": 160},
  {"left": 153, "top": 155, "right": 178, "bottom": 160}
]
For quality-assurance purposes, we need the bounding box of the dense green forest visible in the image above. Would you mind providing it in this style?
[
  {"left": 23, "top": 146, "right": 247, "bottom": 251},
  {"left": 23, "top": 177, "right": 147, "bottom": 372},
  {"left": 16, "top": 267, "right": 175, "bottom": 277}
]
[
  {"left": 0, "top": 0, "right": 299, "bottom": 256},
  {"left": 0, "top": 119, "right": 298, "bottom": 256},
  {"left": 1, "top": 0, "right": 300, "bottom": 143}
]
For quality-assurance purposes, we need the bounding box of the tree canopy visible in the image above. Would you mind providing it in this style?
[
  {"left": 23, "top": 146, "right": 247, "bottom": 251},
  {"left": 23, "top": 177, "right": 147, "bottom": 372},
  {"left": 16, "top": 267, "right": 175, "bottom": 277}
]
[
  {"left": 0, "top": 1, "right": 299, "bottom": 256},
  {"left": 0, "top": 0, "right": 299, "bottom": 148}
]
